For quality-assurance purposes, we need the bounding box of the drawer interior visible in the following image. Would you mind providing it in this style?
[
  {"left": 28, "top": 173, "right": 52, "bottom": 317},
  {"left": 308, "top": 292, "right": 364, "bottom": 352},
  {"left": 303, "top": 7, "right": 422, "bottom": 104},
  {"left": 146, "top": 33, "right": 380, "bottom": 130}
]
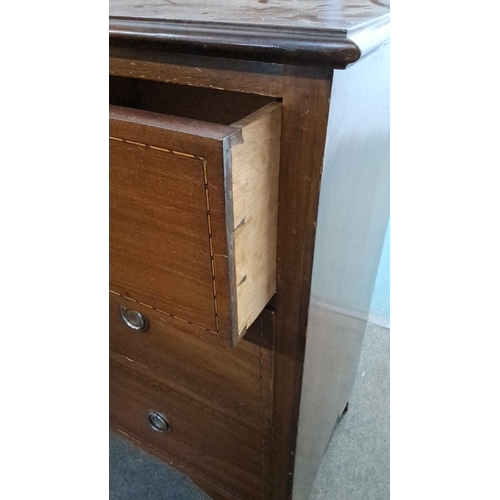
[{"left": 110, "top": 75, "right": 277, "bottom": 125}]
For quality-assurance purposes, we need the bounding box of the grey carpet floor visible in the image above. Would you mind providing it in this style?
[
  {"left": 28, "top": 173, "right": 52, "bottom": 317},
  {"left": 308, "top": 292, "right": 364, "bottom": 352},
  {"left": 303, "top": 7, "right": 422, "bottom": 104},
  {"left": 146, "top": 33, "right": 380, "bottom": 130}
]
[
  {"left": 110, "top": 322, "right": 389, "bottom": 499},
  {"left": 309, "top": 323, "right": 390, "bottom": 500},
  {"left": 109, "top": 434, "right": 210, "bottom": 500}
]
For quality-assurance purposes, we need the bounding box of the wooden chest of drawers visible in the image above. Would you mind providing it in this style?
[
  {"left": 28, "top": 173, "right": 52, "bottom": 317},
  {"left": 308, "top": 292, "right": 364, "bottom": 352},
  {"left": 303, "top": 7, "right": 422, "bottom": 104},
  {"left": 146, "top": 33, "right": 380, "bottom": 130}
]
[{"left": 109, "top": 1, "right": 390, "bottom": 499}]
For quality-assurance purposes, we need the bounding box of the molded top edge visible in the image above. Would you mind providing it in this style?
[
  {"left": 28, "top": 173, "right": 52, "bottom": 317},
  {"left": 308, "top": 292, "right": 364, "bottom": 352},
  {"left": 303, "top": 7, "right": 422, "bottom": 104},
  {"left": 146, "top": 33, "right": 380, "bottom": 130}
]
[{"left": 109, "top": 1, "right": 390, "bottom": 67}]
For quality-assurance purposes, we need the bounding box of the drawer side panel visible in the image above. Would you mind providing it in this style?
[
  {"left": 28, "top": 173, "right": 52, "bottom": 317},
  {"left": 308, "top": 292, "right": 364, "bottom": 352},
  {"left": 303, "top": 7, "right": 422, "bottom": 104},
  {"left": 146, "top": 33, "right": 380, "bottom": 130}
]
[{"left": 231, "top": 102, "right": 281, "bottom": 336}]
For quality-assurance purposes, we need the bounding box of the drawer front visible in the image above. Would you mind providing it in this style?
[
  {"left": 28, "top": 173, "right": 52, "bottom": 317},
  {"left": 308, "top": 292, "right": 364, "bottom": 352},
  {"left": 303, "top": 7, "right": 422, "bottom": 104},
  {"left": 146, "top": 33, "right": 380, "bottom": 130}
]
[
  {"left": 109, "top": 291, "right": 274, "bottom": 426},
  {"left": 110, "top": 101, "right": 280, "bottom": 348},
  {"left": 110, "top": 360, "right": 270, "bottom": 499},
  {"left": 110, "top": 106, "right": 237, "bottom": 345}
]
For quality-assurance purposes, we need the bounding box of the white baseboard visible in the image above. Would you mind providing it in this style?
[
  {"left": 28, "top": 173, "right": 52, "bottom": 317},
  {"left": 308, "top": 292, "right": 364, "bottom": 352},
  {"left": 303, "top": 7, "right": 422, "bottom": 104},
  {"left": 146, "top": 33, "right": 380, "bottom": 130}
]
[{"left": 368, "top": 312, "right": 390, "bottom": 329}]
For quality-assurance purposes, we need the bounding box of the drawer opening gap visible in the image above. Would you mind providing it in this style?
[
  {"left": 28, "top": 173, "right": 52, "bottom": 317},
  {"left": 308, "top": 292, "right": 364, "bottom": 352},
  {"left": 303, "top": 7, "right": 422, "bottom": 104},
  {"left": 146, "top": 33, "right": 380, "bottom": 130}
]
[{"left": 110, "top": 76, "right": 278, "bottom": 125}]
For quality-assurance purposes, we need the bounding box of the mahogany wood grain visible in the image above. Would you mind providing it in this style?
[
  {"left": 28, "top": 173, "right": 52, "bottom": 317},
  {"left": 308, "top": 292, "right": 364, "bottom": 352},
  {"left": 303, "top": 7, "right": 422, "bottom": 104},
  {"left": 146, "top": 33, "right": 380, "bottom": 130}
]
[
  {"left": 110, "top": 106, "right": 235, "bottom": 345},
  {"left": 110, "top": 138, "right": 217, "bottom": 330},
  {"left": 108, "top": 13, "right": 390, "bottom": 496},
  {"left": 110, "top": 359, "right": 271, "bottom": 499},
  {"left": 110, "top": 0, "right": 389, "bottom": 32},
  {"left": 270, "top": 65, "right": 334, "bottom": 500},
  {"left": 109, "top": 104, "right": 241, "bottom": 145},
  {"left": 110, "top": 47, "right": 284, "bottom": 97},
  {"left": 110, "top": 85, "right": 281, "bottom": 346},
  {"left": 109, "top": 0, "right": 390, "bottom": 67},
  {"left": 109, "top": 62, "right": 336, "bottom": 499},
  {"left": 110, "top": 292, "right": 275, "bottom": 426}
]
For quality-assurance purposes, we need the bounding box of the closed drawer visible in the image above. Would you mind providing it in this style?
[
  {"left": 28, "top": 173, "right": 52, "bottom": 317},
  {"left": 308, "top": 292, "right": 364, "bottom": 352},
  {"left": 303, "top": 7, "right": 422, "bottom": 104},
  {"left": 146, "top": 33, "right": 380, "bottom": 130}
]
[
  {"left": 110, "top": 359, "right": 270, "bottom": 499},
  {"left": 110, "top": 78, "right": 281, "bottom": 348},
  {"left": 109, "top": 291, "right": 274, "bottom": 426}
]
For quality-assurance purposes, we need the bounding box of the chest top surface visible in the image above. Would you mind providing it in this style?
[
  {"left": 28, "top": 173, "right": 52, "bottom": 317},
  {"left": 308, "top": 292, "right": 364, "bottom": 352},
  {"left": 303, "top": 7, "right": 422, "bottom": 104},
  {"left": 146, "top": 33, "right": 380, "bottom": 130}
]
[
  {"left": 110, "top": 0, "right": 389, "bottom": 33},
  {"left": 109, "top": 0, "right": 390, "bottom": 67}
]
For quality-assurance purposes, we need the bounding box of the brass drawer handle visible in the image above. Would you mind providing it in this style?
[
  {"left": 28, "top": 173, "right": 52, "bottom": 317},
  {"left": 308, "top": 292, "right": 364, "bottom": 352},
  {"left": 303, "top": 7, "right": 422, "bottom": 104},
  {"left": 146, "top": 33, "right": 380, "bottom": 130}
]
[
  {"left": 119, "top": 305, "right": 148, "bottom": 332},
  {"left": 147, "top": 411, "right": 170, "bottom": 433}
]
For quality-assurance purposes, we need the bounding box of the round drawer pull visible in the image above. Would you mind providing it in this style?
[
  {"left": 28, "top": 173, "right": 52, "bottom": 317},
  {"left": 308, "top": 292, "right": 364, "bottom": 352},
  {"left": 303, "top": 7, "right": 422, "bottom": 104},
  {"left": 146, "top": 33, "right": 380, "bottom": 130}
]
[
  {"left": 147, "top": 411, "right": 170, "bottom": 433},
  {"left": 119, "top": 305, "right": 148, "bottom": 331}
]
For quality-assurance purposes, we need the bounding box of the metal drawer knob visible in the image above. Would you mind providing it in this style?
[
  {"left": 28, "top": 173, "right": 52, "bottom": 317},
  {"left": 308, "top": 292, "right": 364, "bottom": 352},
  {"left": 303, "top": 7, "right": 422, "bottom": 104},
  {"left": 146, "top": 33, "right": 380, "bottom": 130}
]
[
  {"left": 147, "top": 411, "right": 170, "bottom": 433},
  {"left": 119, "top": 305, "right": 148, "bottom": 331}
]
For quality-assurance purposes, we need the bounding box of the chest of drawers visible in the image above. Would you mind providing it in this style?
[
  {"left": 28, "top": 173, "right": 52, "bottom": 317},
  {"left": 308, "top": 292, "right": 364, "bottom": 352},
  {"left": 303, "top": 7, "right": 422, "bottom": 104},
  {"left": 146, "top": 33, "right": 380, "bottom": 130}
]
[{"left": 109, "top": 1, "right": 390, "bottom": 499}]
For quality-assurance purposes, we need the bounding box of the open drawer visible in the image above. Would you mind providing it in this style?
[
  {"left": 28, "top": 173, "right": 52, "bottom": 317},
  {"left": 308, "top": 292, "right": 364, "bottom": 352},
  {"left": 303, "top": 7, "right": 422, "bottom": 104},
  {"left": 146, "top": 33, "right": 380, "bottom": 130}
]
[{"left": 110, "top": 78, "right": 281, "bottom": 348}]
